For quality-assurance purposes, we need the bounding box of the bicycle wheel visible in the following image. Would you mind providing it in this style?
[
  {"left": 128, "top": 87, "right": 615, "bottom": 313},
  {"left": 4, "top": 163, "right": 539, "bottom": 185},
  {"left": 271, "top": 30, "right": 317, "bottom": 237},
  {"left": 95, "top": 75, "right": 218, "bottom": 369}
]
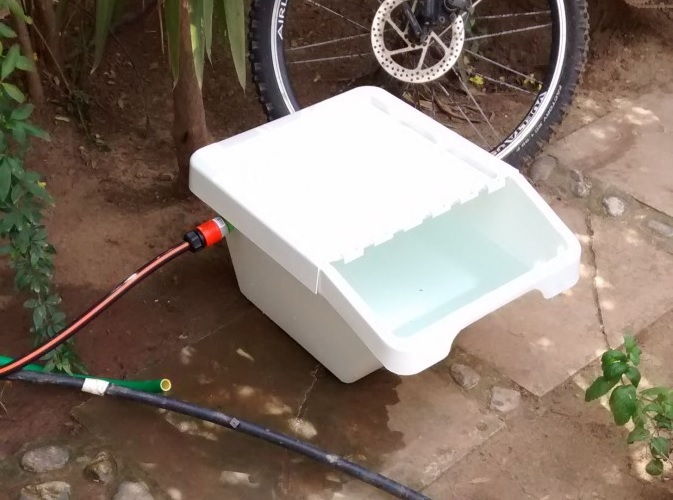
[{"left": 249, "top": 0, "right": 589, "bottom": 167}]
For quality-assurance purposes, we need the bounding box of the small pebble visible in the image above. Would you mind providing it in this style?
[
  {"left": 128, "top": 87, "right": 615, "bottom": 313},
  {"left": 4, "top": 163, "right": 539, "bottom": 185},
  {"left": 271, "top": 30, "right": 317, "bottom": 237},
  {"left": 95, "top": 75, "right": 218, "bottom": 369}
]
[
  {"left": 602, "top": 196, "right": 625, "bottom": 217},
  {"left": 529, "top": 155, "right": 557, "bottom": 183},
  {"left": 113, "top": 481, "right": 154, "bottom": 500},
  {"left": 20, "top": 481, "right": 71, "bottom": 500},
  {"left": 449, "top": 363, "right": 480, "bottom": 390},
  {"left": 569, "top": 169, "right": 591, "bottom": 198},
  {"left": 489, "top": 386, "right": 521, "bottom": 413},
  {"left": 648, "top": 219, "right": 673, "bottom": 238},
  {"left": 21, "top": 446, "right": 70, "bottom": 473},
  {"left": 219, "top": 471, "right": 260, "bottom": 488},
  {"left": 157, "top": 172, "right": 175, "bottom": 182},
  {"left": 83, "top": 451, "right": 117, "bottom": 484}
]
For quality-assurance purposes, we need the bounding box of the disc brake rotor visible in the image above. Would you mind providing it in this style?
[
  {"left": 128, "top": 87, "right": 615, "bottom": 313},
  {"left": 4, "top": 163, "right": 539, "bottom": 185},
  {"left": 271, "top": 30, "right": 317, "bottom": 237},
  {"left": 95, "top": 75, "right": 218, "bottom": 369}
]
[{"left": 371, "top": 0, "right": 465, "bottom": 84}]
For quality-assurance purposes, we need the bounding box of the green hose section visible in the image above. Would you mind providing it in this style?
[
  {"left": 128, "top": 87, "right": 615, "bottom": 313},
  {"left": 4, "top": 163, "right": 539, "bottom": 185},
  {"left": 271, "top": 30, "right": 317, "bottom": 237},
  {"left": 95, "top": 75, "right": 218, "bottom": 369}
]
[{"left": 0, "top": 355, "right": 171, "bottom": 393}]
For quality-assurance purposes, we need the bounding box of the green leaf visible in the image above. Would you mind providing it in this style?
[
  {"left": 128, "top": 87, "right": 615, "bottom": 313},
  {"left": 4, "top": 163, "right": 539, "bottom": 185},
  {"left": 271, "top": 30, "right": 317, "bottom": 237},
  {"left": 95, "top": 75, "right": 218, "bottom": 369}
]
[
  {"left": 32, "top": 305, "right": 46, "bottom": 328},
  {"left": 650, "top": 437, "right": 670, "bottom": 459},
  {"left": 625, "top": 366, "right": 641, "bottom": 388},
  {"left": 46, "top": 294, "right": 61, "bottom": 305},
  {"left": 609, "top": 385, "right": 637, "bottom": 426},
  {"left": 662, "top": 402, "right": 673, "bottom": 419},
  {"left": 11, "top": 122, "right": 26, "bottom": 145},
  {"left": 2, "top": 82, "right": 25, "bottom": 102},
  {"left": 10, "top": 103, "right": 34, "bottom": 121},
  {"left": 203, "top": 0, "right": 214, "bottom": 62},
  {"left": 602, "top": 349, "right": 627, "bottom": 368},
  {"left": 0, "top": 23, "right": 17, "bottom": 38},
  {"left": 16, "top": 55, "right": 35, "bottom": 72},
  {"left": 654, "top": 414, "right": 673, "bottom": 430},
  {"left": 190, "top": 0, "right": 205, "bottom": 88},
  {"left": 223, "top": 0, "right": 246, "bottom": 90},
  {"left": 11, "top": 183, "right": 24, "bottom": 203},
  {"left": 603, "top": 361, "right": 628, "bottom": 380},
  {"left": 0, "top": 160, "right": 10, "bottom": 200},
  {"left": 641, "top": 387, "right": 672, "bottom": 398},
  {"left": 91, "top": 0, "right": 116, "bottom": 73},
  {"left": 645, "top": 458, "right": 664, "bottom": 476},
  {"left": 22, "top": 123, "right": 50, "bottom": 141},
  {"left": 23, "top": 298, "right": 38, "bottom": 308},
  {"left": 164, "top": 0, "right": 180, "bottom": 85},
  {"left": 6, "top": 0, "right": 30, "bottom": 23},
  {"left": 627, "top": 425, "right": 650, "bottom": 444},
  {"left": 643, "top": 402, "right": 662, "bottom": 413},
  {"left": 2, "top": 44, "right": 21, "bottom": 79},
  {"left": 624, "top": 335, "right": 641, "bottom": 365},
  {"left": 585, "top": 376, "right": 619, "bottom": 402}
]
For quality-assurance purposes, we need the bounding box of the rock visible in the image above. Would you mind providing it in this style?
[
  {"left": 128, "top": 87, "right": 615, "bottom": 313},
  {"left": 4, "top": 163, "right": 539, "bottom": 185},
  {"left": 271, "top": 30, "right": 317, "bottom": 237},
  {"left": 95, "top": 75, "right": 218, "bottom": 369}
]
[
  {"left": 569, "top": 169, "right": 591, "bottom": 198},
  {"left": 529, "top": 155, "right": 557, "bottom": 183},
  {"left": 648, "top": 219, "right": 673, "bottom": 238},
  {"left": 21, "top": 446, "right": 70, "bottom": 473},
  {"left": 489, "top": 387, "right": 521, "bottom": 413},
  {"left": 449, "top": 363, "right": 480, "bottom": 390},
  {"left": 219, "top": 471, "right": 260, "bottom": 488},
  {"left": 20, "top": 481, "right": 71, "bottom": 500},
  {"left": 83, "top": 451, "right": 117, "bottom": 484},
  {"left": 602, "top": 196, "right": 625, "bottom": 217},
  {"left": 113, "top": 481, "right": 154, "bottom": 500}
]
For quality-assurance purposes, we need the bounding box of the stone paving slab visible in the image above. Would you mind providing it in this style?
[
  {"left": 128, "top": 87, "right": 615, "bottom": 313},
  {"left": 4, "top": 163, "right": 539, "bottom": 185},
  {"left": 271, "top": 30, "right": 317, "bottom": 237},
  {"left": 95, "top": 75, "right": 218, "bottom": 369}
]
[
  {"left": 74, "top": 308, "right": 503, "bottom": 499},
  {"left": 456, "top": 199, "right": 606, "bottom": 396},
  {"left": 424, "top": 360, "right": 672, "bottom": 500},
  {"left": 591, "top": 215, "right": 673, "bottom": 348},
  {"left": 547, "top": 92, "right": 673, "bottom": 218}
]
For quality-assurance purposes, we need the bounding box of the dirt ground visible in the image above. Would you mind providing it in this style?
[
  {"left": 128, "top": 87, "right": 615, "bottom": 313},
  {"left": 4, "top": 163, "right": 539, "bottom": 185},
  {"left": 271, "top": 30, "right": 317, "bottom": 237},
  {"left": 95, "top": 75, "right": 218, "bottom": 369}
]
[{"left": 1, "top": 1, "right": 673, "bottom": 496}]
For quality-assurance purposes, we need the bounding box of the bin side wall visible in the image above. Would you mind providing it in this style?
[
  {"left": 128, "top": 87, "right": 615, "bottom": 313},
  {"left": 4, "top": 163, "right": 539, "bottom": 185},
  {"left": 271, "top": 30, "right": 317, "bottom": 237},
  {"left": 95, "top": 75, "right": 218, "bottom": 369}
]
[{"left": 227, "top": 231, "right": 382, "bottom": 383}]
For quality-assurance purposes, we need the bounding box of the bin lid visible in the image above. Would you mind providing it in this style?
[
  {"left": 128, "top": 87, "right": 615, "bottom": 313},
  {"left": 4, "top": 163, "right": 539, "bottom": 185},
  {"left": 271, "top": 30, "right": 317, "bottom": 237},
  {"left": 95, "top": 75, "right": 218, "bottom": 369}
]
[{"left": 190, "top": 87, "right": 511, "bottom": 293}]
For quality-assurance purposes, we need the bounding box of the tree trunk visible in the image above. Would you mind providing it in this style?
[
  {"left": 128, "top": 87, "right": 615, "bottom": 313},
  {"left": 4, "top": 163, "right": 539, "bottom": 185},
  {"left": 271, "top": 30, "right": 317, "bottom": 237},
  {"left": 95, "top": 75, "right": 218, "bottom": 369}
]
[
  {"left": 12, "top": 13, "right": 44, "bottom": 105},
  {"left": 34, "top": 0, "right": 62, "bottom": 68},
  {"left": 172, "top": 0, "right": 211, "bottom": 193}
]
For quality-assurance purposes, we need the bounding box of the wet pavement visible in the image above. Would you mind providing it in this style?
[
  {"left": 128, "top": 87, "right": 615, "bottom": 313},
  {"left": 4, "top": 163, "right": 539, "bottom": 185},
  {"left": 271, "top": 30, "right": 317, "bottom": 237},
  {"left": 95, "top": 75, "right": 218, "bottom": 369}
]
[{"left": 5, "top": 91, "right": 673, "bottom": 499}]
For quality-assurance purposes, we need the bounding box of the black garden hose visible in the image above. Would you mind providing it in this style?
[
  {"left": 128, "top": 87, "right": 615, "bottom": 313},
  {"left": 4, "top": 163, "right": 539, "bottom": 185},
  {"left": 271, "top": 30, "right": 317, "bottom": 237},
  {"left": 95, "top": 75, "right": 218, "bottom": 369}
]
[{"left": 8, "top": 370, "right": 429, "bottom": 500}]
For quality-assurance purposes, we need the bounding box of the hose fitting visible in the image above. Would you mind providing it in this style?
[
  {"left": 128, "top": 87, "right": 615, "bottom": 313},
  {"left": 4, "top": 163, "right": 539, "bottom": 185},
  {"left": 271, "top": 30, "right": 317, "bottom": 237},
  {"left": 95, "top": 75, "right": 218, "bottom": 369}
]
[{"left": 184, "top": 217, "right": 229, "bottom": 252}]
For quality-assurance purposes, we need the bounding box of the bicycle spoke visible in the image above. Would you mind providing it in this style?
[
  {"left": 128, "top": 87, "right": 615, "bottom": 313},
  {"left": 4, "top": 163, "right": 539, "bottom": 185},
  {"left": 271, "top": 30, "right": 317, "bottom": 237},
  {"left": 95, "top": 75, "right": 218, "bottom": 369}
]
[
  {"left": 389, "top": 45, "right": 423, "bottom": 56},
  {"left": 304, "top": 0, "right": 369, "bottom": 33},
  {"left": 287, "top": 33, "right": 370, "bottom": 52},
  {"left": 466, "top": 23, "right": 552, "bottom": 42},
  {"left": 452, "top": 67, "right": 499, "bottom": 142},
  {"left": 472, "top": 72, "right": 533, "bottom": 94},
  {"left": 474, "top": 10, "right": 551, "bottom": 20},
  {"left": 289, "top": 52, "right": 373, "bottom": 65},
  {"left": 464, "top": 49, "right": 542, "bottom": 85},
  {"left": 437, "top": 83, "right": 490, "bottom": 147}
]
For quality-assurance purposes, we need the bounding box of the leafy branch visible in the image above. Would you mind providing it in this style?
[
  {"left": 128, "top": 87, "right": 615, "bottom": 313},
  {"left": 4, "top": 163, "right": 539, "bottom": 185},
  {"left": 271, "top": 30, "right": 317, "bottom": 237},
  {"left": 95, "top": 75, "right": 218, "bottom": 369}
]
[
  {"left": 586, "top": 336, "right": 672, "bottom": 476},
  {"left": 0, "top": 1, "right": 83, "bottom": 374}
]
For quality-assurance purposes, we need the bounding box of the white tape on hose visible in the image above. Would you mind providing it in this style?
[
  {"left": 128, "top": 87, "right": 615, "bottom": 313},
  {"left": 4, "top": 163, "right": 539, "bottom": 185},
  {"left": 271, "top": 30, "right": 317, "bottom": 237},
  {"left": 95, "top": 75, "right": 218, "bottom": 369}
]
[{"left": 81, "top": 378, "right": 110, "bottom": 396}]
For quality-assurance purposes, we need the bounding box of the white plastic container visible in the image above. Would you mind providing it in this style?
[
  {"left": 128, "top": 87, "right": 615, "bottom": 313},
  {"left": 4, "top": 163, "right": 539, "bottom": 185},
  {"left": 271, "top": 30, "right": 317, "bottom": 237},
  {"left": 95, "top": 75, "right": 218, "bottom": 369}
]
[{"left": 190, "top": 87, "right": 581, "bottom": 382}]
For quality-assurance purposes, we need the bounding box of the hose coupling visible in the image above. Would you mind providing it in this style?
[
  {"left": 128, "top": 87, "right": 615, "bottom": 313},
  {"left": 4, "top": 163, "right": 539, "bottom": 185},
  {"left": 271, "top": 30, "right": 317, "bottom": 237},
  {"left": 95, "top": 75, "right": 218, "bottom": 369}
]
[{"left": 184, "top": 217, "right": 230, "bottom": 252}]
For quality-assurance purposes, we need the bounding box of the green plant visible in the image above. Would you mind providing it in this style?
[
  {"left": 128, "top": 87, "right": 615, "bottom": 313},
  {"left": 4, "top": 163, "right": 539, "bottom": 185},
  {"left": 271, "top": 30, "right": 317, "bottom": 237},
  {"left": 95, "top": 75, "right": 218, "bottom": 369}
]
[
  {"left": 0, "top": 2, "right": 82, "bottom": 374},
  {"left": 89, "top": 0, "right": 247, "bottom": 185},
  {"left": 586, "top": 336, "right": 672, "bottom": 476},
  {"left": 92, "top": 0, "right": 246, "bottom": 89}
]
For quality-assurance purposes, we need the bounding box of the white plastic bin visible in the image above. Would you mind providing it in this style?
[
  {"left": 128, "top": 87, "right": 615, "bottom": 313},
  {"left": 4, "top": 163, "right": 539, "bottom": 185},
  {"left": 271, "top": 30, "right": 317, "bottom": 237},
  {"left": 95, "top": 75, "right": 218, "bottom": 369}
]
[{"left": 190, "top": 87, "right": 581, "bottom": 383}]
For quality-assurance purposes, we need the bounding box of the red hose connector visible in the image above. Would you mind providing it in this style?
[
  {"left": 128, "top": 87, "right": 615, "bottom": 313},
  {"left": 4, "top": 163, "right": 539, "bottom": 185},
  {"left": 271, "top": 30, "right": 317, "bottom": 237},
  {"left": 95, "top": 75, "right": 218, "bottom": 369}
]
[{"left": 184, "top": 217, "right": 229, "bottom": 252}]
